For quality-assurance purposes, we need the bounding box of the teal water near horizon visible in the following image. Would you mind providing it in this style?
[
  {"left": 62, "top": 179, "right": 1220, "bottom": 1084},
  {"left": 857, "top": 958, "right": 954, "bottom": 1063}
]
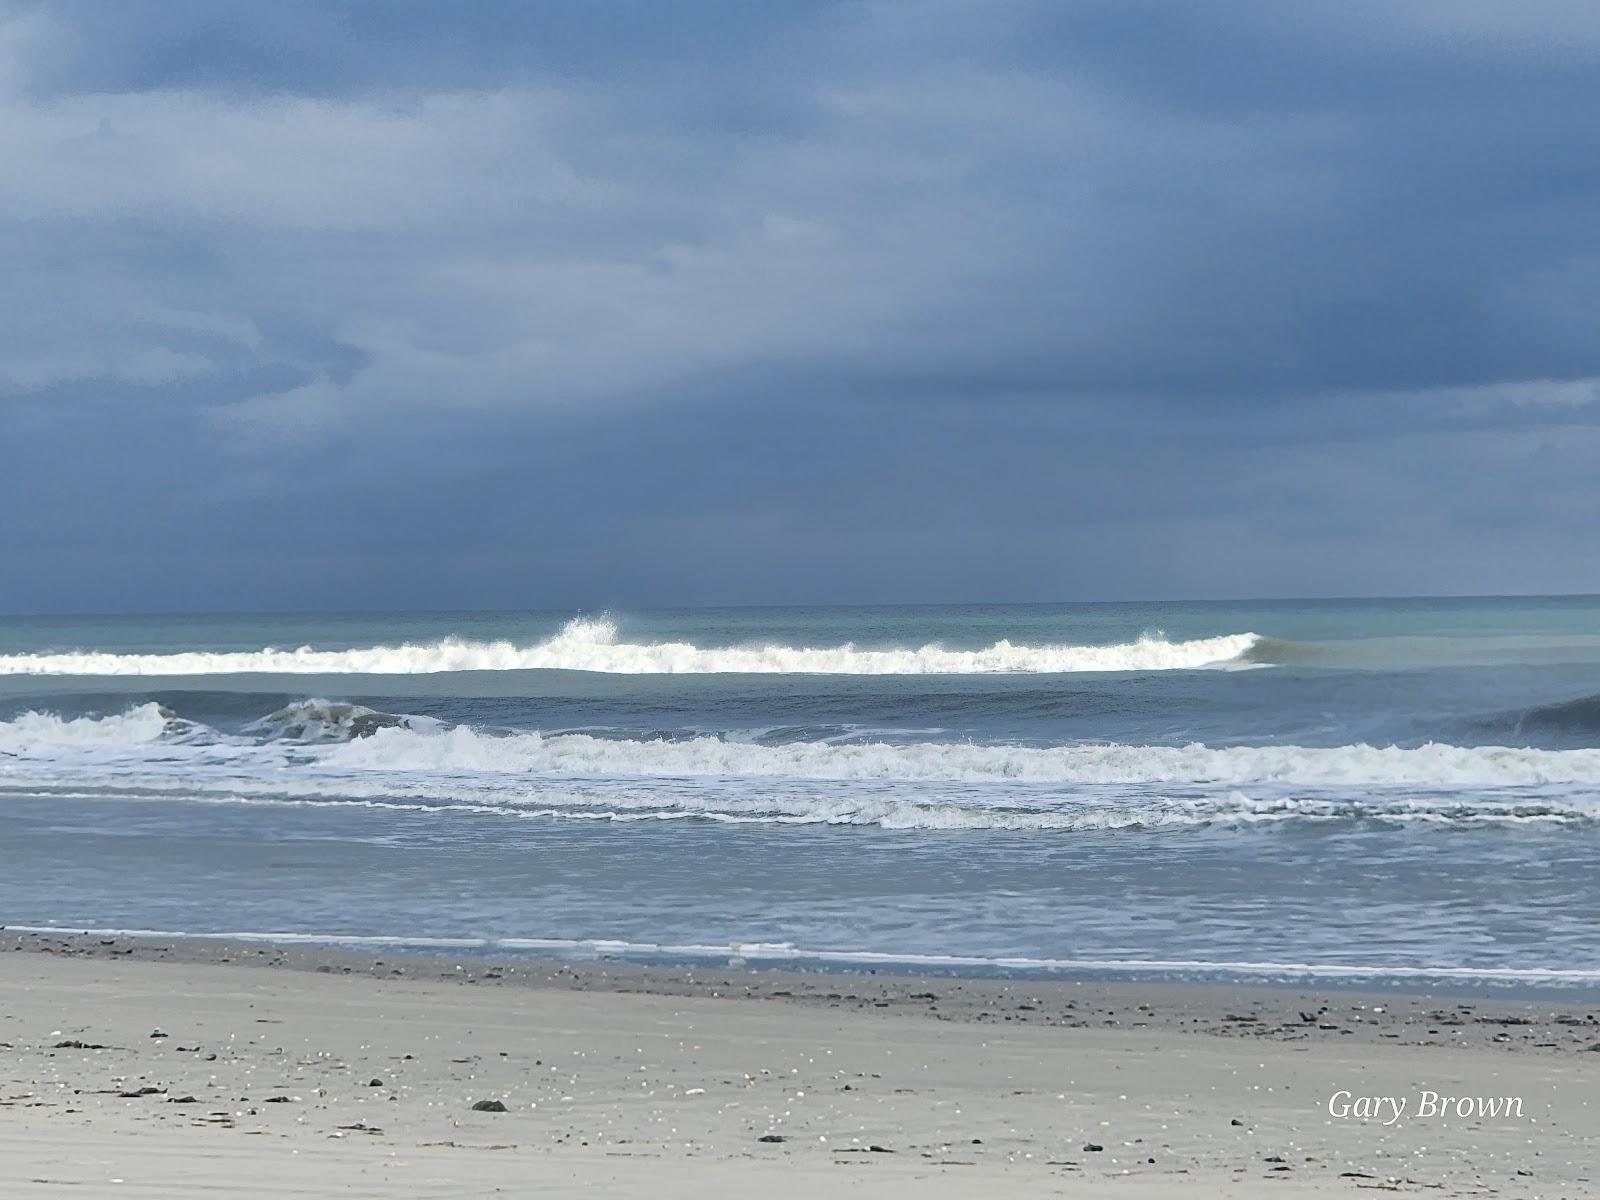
[
  {"left": 2, "top": 597, "right": 1598, "bottom": 988},
  {"left": 5, "top": 592, "right": 1600, "bottom": 654}
]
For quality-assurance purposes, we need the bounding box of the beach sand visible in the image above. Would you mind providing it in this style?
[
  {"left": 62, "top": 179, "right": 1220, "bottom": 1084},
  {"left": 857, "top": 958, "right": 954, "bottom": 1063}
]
[{"left": 1, "top": 931, "right": 1595, "bottom": 1197}]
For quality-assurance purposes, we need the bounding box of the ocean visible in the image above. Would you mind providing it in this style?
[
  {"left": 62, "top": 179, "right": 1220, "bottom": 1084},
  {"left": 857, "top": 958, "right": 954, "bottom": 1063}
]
[{"left": 2, "top": 597, "right": 1598, "bottom": 988}]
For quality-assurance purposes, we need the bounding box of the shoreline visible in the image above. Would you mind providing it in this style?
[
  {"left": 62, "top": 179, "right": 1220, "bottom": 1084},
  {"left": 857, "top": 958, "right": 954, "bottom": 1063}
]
[
  {"left": 4, "top": 928, "right": 1597, "bottom": 1197},
  {"left": 9, "top": 927, "right": 1600, "bottom": 1045},
  {"left": 10, "top": 922, "right": 1600, "bottom": 999}
]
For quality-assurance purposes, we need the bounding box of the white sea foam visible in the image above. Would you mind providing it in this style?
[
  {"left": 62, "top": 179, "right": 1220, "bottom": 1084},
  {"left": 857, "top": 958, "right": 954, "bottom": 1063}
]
[
  {"left": 10, "top": 925, "right": 1600, "bottom": 984},
  {"left": 324, "top": 723, "right": 1600, "bottom": 788},
  {"left": 7, "top": 702, "right": 1600, "bottom": 790},
  {"left": 242, "top": 699, "right": 444, "bottom": 743},
  {"left": 0, "top": 703, "right": 172, "bottom": 750},
  {"left": 166, "top": 791, "right": 1599, "bottom": 830},
  {"left": 7, "top": 705, "right": 1600, "bottom": 829},
  {"left": 0, "top": 617, "right": 1260, "bottom": 676}
]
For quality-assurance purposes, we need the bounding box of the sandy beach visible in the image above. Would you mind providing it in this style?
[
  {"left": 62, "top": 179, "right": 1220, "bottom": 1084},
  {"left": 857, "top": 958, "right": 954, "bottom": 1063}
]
[{"left": 1, "top": 931, "right": 1594, "bottom": 1198}]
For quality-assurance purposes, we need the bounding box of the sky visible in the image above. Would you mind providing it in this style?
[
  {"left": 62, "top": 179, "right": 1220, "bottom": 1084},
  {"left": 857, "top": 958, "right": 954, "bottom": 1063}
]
[{"left": 3, "top": 0, "right": 1600, "bottom": 613}]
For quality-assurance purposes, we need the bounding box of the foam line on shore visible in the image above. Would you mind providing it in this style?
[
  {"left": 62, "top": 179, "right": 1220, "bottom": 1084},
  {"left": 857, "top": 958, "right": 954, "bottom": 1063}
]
[{"left": 9, "top": 924, "right": 1600, "bottom": 984}]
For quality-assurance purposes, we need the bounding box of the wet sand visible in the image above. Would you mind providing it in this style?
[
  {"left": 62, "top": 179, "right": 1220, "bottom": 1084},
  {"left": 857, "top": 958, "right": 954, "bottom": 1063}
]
[{"left": 2, "top": 929, "right": 1596, "bottom": 1197}]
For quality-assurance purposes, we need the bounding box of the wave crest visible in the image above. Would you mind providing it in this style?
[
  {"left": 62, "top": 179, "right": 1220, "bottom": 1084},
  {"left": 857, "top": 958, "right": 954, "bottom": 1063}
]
[
  {"left": 244, "top": 699, "right": 443, "bottom": 744},
  {"left": 11, "top": 702, "right": 1599, "bottom": 830},
  {"left": 1509, "top": 692, "right": 1600, "bottom": 735},
  {"left": 322, "top": 723, "right": 1600, "bottom": 788},
  {"left": 0, "top": 618, "right": 1260, "bottom": 676},
  {"left": 0, "top": 703, "right": 179, "bottom": 751}
]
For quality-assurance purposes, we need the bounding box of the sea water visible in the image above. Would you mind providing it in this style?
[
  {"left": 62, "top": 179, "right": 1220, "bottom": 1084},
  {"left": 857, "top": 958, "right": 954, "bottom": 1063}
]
[{"left": 2, "top": 598, "right": 1598, "bottom": 987}]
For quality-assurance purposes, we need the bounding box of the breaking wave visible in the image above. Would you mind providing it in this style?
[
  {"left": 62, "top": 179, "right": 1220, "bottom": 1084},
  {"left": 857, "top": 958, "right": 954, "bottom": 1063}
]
[
  {"left": 0, "top": 617, "right": 1260, "bottom": 676},
  {"left": 1507, "top": 691, "right": 1600, "bottom": 736},
  {"left": 1244, "top": 633, "right": 1600, "bottom": 670},
  {"left": 321, "top": 723, "right": 1600, "bottom": 788},
  {"left": 0, "top": 703, "right": 181, "bottom": 751},
  {"left": 6, "top": 703, "right": 1600, "bottom": 799},
  {"left": 6, "top": 701, "right": 1600, "bottom": 829},
  {"left": 0, "top": 700, "right": 427, "bottom": 750},
  {"left": 243, "top": 699, "right": 444, "bottom": 743}
]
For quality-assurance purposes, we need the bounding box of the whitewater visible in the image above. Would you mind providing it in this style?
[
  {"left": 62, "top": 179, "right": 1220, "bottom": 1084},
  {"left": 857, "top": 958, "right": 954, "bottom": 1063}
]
[
  {"left": 5, "top": 702, "right": 1600, "bottom": 795},
  {"left": 0, "top": 617, "right": 1260, "bottom": 675}
]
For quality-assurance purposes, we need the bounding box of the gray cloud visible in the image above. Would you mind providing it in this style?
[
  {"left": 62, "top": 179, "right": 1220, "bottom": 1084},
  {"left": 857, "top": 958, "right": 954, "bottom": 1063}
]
[{"left": 2, "top": 0, "right": 1599, "bottom": 611}]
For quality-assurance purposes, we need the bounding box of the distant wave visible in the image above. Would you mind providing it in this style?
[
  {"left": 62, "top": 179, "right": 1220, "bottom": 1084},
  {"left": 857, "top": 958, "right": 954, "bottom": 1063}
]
[
  {"left": 1241, "top": 636, "right": 1327, "bottom": 665},
  {"left": 1507, "top": 692, "right": 1600, "bottom": 735},
  {"left": 1246, "top": 632, "right": 1600, "bottom": 670},
  {"left": 0, "top": 617, "right": 1260, "bottom": 676}
]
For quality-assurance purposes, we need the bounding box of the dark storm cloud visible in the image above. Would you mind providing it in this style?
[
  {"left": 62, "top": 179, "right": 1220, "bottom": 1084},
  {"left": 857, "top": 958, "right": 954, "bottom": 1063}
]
[{"left": 2, "top": 0, "right": 1598, "bottom": 611}]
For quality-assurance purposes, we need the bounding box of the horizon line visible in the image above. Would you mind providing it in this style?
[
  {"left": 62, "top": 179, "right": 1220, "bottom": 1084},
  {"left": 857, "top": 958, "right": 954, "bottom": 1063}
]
[{"left": 3, "top": 590, "right": 1599, "bottom": 622}]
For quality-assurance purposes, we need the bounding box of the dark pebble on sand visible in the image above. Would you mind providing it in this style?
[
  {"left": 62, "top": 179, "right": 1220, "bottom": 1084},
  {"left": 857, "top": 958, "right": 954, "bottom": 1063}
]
[
  {"left": 758, "top": 1134, "right": 787, "bottom": 1143},
  {"left": 471, "top": 1099, "right": 508, "bottom": 1112},
  {"left": 368, "top": 1077, "right": 385, "bottom": 1087},
  {"left": 1083, "top": 1142, "right": 1104, "bottom": 1152}
]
